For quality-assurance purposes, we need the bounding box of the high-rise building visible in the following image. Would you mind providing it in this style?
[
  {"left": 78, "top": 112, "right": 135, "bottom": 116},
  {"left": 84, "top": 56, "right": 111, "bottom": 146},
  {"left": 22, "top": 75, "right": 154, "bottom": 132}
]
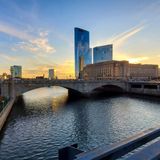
[
  {"left": 48, "top": 69, "right": 55, "bottom": 80},
  {"left": 93, "top": 44, "right": 113, "bottom": 63},
  {"left": 10, "top": 65, "right": 22, "bottom": 78},
  {"left": 85, "top": 48, "right": 92, "bottom": 65},
  {"left": 74, "top": 27, "right": 91, "bottom": 78}
]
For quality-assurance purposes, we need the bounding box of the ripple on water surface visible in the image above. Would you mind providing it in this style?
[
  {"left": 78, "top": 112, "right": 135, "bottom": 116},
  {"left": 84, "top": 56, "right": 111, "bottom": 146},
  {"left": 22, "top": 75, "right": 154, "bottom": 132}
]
[{"left": 0, "top": 87, "right": 160, "bottom": 160}]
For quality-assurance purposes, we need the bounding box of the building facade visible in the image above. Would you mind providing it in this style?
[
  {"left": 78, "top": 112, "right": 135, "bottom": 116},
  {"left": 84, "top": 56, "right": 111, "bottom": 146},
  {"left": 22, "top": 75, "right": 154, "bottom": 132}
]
[
  {"left": 93, "top": 44, "right": 113, "bottom": 63},
  {"left": 85, "top": 48, "right": 92, "bottom": 65},
  {"left": 48, "top": 69, "right": 55, "bottom": 80},
  {"left": 82, "top": 60, "right": 159, "bottom": 80},
  {"left": 74, "top": 28, "right": 91, "bottom": 78},
  {"left": 10, "top": 65, "right": 22, "bottom": 78},
  {"left": 129, "top": 64, "right": 158, "bottom": 80},
  {"left": 82, "top": 60, "right": 129, "bottom": 80}
]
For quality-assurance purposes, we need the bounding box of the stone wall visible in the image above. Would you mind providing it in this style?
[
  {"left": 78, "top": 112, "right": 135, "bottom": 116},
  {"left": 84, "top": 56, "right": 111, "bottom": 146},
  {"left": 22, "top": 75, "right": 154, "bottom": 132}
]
[{"left": 0, "top": 98, "right": 15, "bottom": 131}]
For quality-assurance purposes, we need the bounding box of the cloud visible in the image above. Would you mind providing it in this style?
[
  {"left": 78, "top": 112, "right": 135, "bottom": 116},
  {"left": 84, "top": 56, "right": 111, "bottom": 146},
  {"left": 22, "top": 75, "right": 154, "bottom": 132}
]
[
  {"left": 15, "top": 38, "right": 55, "bottom": 55},
  {"left": 94, "top": 23, "right": 145, "bottom": 48},
  {"left": 0, "top": 22, "right": 33, "bottom": 40},
  {"left": 115, "top": 52, "right": 150, "bottom": 63},
  {"left": 31, "top": 38, "right": 55, "bottom": 54},
  {"left": 0, "top": 21, "right": 56, "bottom": 55},
  {"left": 0, "top": 53, "right": 17, "bottom": 61},
  {"left": 39, "top": 31, "right": 49, "bottom": 37},
  {"left": 111, "top": 24, "right": 144, "bottom": 47}
]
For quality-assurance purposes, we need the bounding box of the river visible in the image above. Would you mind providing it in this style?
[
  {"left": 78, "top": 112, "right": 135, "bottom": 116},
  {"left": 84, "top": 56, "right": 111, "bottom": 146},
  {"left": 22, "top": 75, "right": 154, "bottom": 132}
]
[{"left": 0, "top": 86, "right": 160, "bottom": 160}]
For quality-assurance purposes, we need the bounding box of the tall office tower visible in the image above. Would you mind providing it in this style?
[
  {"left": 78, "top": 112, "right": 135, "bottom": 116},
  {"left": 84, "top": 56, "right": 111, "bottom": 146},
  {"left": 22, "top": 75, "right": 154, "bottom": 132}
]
[
  {"left": 48, "top": 69, "right": 55, "bottom": 80},
  {"left": 74, "top": 28, "right": 91, "bottom": 78},
  {"left": 10, "top": 65, "right": 22, "bottom": 78},
  {"left": 93, "top": 44, "right": 113, "bottom": 63},
  {"left": 85, "top": 48, "right": 92, "bottom": 65}
]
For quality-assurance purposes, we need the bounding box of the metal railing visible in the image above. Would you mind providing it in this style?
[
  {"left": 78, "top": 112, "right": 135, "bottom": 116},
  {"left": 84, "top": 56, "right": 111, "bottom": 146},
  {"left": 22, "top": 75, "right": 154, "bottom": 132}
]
[{"left": 0, "top": 98, "right": 9, "bottom": 113}]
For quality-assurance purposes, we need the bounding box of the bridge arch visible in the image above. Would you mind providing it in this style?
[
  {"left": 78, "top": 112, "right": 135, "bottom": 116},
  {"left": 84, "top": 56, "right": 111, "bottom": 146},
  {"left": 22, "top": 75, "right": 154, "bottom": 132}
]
[
  {"left": 91, "top": 84, "right": 125, "bottom": 95},
  {"left": 12, "top": 83, "right": 84, "bottom": 99},
  {"left": 1, "top": 80, "right": 127, "bottom": 98}
]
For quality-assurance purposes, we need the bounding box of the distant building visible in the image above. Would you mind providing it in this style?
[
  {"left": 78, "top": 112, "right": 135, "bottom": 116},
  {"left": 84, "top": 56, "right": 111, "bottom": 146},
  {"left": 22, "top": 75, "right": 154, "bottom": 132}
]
[
  {"left": 10, "top": 65, "right": 22, "bottom": 78},
  {"left": 48, "top": 69, "right": 55, "bottom": 80},
  {"left": 82, "top": 60, "right": 129, "bottom": 80},
  {"left": 82, "top": 60, "right": 159, "bottom": 80},
  {"left": 129, "top": 64, "right": 159, "bottom": 80},
  {"left": 36, "top": 75, "right": 45, "bottom": 79},
  {"left": 93, "top": 44, "right": 113, "bottom": 63},
  {"left": 74, "top": 28, "right": 91, "bottom": 78}
]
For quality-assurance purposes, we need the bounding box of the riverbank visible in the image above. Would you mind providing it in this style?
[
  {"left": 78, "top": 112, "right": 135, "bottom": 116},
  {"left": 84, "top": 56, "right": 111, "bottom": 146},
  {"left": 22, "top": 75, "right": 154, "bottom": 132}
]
[{"left": 0, "top": 98, "right": 15, "bottom": 131}]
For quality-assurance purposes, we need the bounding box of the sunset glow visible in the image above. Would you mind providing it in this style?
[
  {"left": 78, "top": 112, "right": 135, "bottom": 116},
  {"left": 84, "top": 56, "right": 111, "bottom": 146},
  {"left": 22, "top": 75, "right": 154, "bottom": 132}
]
[{"left": 0, "top": 0, "right": 160, "bottom": 78}]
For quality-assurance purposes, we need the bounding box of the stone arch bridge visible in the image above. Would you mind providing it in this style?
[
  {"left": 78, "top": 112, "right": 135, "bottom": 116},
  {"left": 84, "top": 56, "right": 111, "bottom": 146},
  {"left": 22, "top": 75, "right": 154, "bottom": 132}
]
[
  {"left": 0, "top": 79, "right": 160, "bottom": 98},
  {"left": 0, "top": 79, "right": 129, "bottom": 98}
]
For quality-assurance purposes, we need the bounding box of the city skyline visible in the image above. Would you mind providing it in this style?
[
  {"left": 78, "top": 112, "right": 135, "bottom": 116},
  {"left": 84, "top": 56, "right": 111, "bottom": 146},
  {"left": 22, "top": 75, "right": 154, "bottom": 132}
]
[{"left": 0, "top": 0, "right": 160, "bottom": 78}]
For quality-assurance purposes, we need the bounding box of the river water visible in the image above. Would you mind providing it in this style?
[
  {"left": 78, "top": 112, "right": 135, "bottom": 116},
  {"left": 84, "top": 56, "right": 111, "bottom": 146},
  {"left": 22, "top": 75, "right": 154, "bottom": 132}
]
[{"left": 0, "top": 86, "right": 160, "bottom": 160}]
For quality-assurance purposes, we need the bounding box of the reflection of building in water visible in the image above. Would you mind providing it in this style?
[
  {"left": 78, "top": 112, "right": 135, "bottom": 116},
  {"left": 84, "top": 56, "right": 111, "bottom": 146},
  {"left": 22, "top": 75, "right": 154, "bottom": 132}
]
[
  {"left": 79, "top": 56, "right": 84, "bottom": 72},
  {"left": 51, "top": 94, "right": 68, "bottom": 112},
  {"left": 23, "top": 86, "right": 68, "bottom": 111},
  {"left": 72, "top": 101, "right": 89, "bottom": 148}
]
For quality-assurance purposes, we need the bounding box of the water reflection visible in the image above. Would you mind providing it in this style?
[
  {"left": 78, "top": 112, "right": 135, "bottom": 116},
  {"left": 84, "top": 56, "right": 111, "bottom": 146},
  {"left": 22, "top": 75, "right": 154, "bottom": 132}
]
[
  {"left": 23, "top": 86, "right": 68, "bottom": 112},
  {"left": 51, "top": 94, "right": 68, "bottom": 112},
  {"left": 1, "top": 88, "right": 160, "bottom": 160}
]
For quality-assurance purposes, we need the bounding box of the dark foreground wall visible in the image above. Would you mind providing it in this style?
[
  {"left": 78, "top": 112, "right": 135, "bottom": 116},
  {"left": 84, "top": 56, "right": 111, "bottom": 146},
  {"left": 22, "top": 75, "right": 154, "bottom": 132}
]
[{"left": 0, "top": 98, "right": 15, "bottom": 131}]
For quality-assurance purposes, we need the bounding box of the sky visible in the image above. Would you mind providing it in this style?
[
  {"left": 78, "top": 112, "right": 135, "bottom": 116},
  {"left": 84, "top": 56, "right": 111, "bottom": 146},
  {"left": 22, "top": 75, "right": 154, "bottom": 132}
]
[{"left": 0, "top": 0, "right": 160, "bottom": 78}]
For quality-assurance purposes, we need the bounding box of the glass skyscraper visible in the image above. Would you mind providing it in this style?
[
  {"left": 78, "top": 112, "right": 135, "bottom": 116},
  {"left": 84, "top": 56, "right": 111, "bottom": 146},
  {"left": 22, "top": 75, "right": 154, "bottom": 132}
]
[
  {"left": 93, "top": 44, "right": 113, "bottom": 63},
  {"left": 74, "top": 28, "right": 91, "bottom": 78}
]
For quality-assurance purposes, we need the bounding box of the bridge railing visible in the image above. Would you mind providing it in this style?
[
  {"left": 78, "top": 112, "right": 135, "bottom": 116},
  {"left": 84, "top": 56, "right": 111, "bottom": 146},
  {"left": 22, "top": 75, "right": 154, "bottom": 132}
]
[
  {"left": 59, "top": 126, "right": 160, "bottom": 160},
  {"left": 0, "top": 99, "right": 9, "bottom": 116},
  {"left": 2, "top": 79, "right": 130, "bottom": 84}
]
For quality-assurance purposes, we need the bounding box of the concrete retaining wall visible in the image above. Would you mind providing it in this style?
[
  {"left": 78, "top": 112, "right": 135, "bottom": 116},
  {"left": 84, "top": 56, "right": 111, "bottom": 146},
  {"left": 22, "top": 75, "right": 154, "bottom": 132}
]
[
  {"left": 130, "top": 88, "right": 160, "bottom": 97},
  {"left": 0, "top": 98, "right": 15, "bottom": 131}
]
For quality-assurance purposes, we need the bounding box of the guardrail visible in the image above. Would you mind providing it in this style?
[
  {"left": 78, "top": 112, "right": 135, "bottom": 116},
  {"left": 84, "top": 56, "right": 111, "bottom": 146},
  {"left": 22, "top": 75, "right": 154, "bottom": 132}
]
[
  {"left": 0, "top": 99, "right": 9, "bottom": 113},
  {"left": 59, "top": 126, "right": 160, "bottom": 160}
]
